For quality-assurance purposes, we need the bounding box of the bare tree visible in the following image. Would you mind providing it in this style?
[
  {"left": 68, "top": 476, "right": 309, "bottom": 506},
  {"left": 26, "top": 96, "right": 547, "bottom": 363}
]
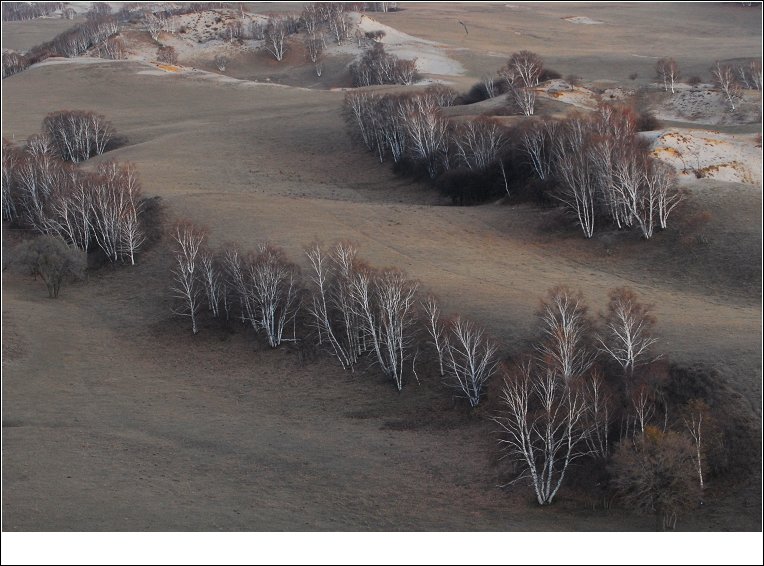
[
  {"left": 681, "top": 399, "right": 712, "bottom": 491},
  {"left": 98, "top": 36, "right": 127, "bottom": 60},
  {"left": 246, "top": 244, "right": 300, "bottom": 348},
  {"left": 402, "top": 96, "right": 449, "bottom": 178},
  {"left": 443, "top": 316, "right": 499, "bottom": 407},
  {"left": 536, "top": 286, "right": 596, "bottom": 384},
  {"left": 171, "top": 220, "right": 207, "bottom": 334},
  {"left": 145, "top": 13, "right": 165, "bottom": 42},
  {"left": 611, "top": 144, "right": 655, "bottom": 239},
  {"left": 422, "top": 295, "right": 447, "bottom": 377},
  {"left": 748, "top": 59, "right": 762, "bottom": 91},
  {"left": 482, "top": 74, "right": 497, "bottom": 98},
  {"left": 452, "top": 118, "right": 506, "bottom": 171},
  {"left": 597, "top": 287, "right": 659, "bottom": 383},
  {"left": 1, "top": 139, "right": 20, "bottom": 221},
  {"left": 199, "top": 247, "right": 224, "bottom": 319},
  {"left": 584, "top": 369, "right": 613, "bottom": 460},
  {"left": 304, "top": 242, "right": 365, "bottom": 370},
  {"left": 552, "top": 118, "right": 597, "bottom": 238},
  {"left": 329, "top": 11, "right": 352, "bottom": 45},
  {"left": 711, "top": 61, "right": 742, "bottom": 111},
  {"left": 500, "top": 51, "right": 543, "bottom": 116},
  {"left": 424, "top": 84, "right": 459, "bottom": 107},
  {"left": 655, "top": 57, "right": 680, "bottom": 94},
  {"left": 644, "top": 158, "right": 682, "bottom": 231},
  {"left": 519, "top": 120, "right": 558, "bottom": 181},
  {"left": 495, "top": 359, "right": 591, "bottom": 505},
  {"left": 352, "top": 267, "right": 420, "bottom": 390},
  {"left": 214, "top": 54, "right": 229, "bottom": 72},
  {"left": 264, "top": 17, "right": 288, "bottom": 62}
]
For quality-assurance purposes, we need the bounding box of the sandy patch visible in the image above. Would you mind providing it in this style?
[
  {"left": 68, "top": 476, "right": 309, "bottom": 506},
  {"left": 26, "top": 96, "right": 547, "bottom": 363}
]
[
  {"left": 342, "top": 13, "right": 465, "bottom": 77},
  {"left": 652, "top": 86, "right": 762, "bottom": 126},
  {"left": 648, "top": 129, "right": 762, "bottom": 187},
  {"left": 539, "top": 79, "right": 601, "bottom": 110},
  {"left": 563, "top": 16, "right": 604, "bottom": 25}
]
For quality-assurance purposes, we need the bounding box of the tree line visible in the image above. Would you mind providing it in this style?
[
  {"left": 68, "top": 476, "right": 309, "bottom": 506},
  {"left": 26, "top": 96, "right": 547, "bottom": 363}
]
[
  {"left": 2, "top": 3, "right": 122, "bottom": 78},
  {"left": 344, "top": 81, "right": 682, "bottom": 239},
  {"left": 2, "top": 2, "right": 61, "bottom": 21},
  {"left": 2, "top": 111, "right": 149, "bottom": 266},
  {"left": 167, "top": 221, "right": 745, "bottom": 528}
]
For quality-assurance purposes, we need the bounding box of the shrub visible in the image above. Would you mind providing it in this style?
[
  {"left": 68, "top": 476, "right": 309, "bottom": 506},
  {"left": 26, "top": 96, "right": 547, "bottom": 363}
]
[
  {"left": 15, "top": 235, "right": 87, "bottom": 298},
  {"left": 157, "top": 45, "right": 178, "bottom": 65}
]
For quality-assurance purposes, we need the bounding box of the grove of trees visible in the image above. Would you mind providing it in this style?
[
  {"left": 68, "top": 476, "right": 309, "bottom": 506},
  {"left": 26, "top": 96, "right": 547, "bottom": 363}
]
[
  {"left": 3, "top": 112, "right": 148, "bottom": 266},
  {"left": 344, "top": 84, "right": 683, "bottom": 239}
]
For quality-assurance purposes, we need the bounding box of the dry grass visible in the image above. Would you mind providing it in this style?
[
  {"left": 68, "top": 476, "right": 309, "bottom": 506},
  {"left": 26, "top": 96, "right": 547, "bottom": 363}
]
[{"left": 1, "top": 3, "right": 761, "bottom": 532}]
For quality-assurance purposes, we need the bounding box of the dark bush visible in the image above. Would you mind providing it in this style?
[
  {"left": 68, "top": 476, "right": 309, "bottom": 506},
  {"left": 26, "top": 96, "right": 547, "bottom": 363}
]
[
  {"left": 539, "top": 68, "right": 562, "bottom": 81},
  {"left": 15, "top": 235, "right": 86, "bottom": 298},
  {"left": 636, "top": 109, "right": 661, "bottom": 131}
]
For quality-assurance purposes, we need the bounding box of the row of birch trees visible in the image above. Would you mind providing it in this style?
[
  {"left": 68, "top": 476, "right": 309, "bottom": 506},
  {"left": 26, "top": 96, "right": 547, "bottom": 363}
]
[{"left": 169, "top": 228, "right": 718, "bottom": 526}]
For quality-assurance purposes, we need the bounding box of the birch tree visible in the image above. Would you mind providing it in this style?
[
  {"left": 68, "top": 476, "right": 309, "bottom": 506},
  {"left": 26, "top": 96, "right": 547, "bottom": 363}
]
[
  {"left": 304, "top": 242, "right": 365, "bottom": 370},
  {"left": 422, "top": 295, "right": 447, "bottom": 377},
  {"left": 552, "top": 119, "right": 597, "bottom": 238},
  {"left": 352, "top": 267, "right": 420, "bottom": 390},
  {"left": 246, "top": 244, "right": 301, "bottom": 348},
  {"left": 536, "top": 286, "right": 596, "bottom": 384},
  {"left": 711, "top": 62, "right": 742, "bottom": 111},
  {"left": 452, "top": 118, "right": 506, "bottom": 171},
  {"left": 597, "top": 287, "right": 659, "bottom": 382},
  {"left": 519, "top": 120, "right": 557, "bottom": 181},
  {"left": 171, "top": 220, "right": 207, "bottom": 334},
  {"left": 443, "top": 317, "right": 499, "bottom": 407},
  {"left": 495, "top": 359, "right": 591, "bottom": 505},
  {"left": 264, "top": 18, "right": 288, "bottom": 61},
  {"left": 1, "top": 139, "right": 20, "bottom": 221},
  {"left": 655, "top": 57, "right": 680, "bottom": 94}
]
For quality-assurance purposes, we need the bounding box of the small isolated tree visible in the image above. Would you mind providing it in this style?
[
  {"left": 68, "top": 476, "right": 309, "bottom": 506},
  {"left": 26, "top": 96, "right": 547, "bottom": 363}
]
[
  {"left": 214, "top": 54, "right": 229, "bottom": 72},
  {"left": 495, "top": 359, "right": 591, "bottom": 505},
  {"left": 711, "top": 62, "right": 741, "bottom": 111},
  {"left": 443, "top": 316, "right": 499, "bottom": 407},
  {"left": 171, "top": 220, "right": 206, "bottom": 334},
  {"left": 610, "top": 426, "right": 699, "bottom": 530},
  {"left": 597, "top": 287, "right": 659, "bottom": 385},
  {"left": 157, "top": 45, "right": 178, "bottom": 66},
  {"left": 15, "top": 235, "right": 86, "bottom": 298},
  {"left": 655, "top": 57, "right": 680, "bottom": 94}
]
